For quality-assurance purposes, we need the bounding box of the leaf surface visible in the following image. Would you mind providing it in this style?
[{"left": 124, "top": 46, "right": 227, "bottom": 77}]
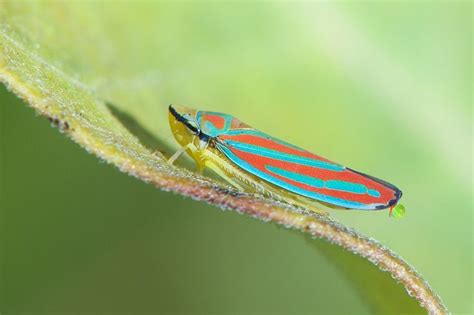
[{"left": 0, "top": 2, "right": 448, "bottom": 314}]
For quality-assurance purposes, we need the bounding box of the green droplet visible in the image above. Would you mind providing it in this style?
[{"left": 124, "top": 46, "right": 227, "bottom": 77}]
[{"left": 391, "top": 204, "right": 406, "bottom": 219}]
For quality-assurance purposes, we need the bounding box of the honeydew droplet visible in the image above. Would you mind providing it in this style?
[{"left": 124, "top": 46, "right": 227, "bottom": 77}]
[{"left": 391, "top": 204, "right": 406, "bottom": 219}]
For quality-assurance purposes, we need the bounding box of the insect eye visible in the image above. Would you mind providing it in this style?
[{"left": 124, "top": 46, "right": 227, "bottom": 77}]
[{"left": 186, "top": 119, "right": 200, "bottom": 134}]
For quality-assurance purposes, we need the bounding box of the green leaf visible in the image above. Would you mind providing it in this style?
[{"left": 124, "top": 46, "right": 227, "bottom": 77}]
[{"left": 0, "top": 2, "right": 448, "bottom": 314}]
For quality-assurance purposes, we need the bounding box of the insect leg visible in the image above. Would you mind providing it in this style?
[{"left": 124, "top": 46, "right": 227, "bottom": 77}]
[
  {"left": 194, "top": 156, "right": 207, "bottom": 174},
  {"left": 168, "top": 143, "right": 195, "bottom": 165},
  {"left": 205, "top": 161, "right": 246, "bottom": 191}
]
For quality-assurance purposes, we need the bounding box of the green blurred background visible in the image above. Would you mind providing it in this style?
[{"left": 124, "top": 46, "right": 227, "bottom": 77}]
[{"left": 0, "top": 2, "right": 472, "bottom": 314}]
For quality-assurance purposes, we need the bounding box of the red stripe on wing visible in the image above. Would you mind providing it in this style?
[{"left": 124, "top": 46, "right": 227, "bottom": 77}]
[{"left": 202, "top": 114, "right": 226, "bottom": 129}]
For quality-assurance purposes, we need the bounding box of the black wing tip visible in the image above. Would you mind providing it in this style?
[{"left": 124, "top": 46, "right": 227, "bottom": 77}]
[
  {"left": 348, "top": 168, "right": 403, "bottom": 210},
  {"left": 375, "top": 188, "right": 402, "bottom": 210}
]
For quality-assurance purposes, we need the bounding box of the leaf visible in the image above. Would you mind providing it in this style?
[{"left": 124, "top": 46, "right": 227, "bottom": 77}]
[{"left": 0, "top": 2, "right": 448, "bottom": 314}]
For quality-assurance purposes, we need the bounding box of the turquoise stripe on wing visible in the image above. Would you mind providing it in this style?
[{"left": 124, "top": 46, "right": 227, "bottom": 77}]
[
  {"left": 223, "top": 140, "right": 344, "bottom": 172},
  {"left": 216, "top": 143, "right": 370, "bottom": 209},
  {"left": 267, "top": 166, "right": 381, "bottom": 197}
]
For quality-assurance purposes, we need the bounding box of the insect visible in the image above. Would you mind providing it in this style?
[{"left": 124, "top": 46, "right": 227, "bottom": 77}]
[{"left": 168, "top": 105, "right": 405, "bottom": 217}]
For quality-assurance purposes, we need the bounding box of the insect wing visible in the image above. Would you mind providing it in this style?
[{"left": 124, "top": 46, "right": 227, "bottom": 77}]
[{"left": 216, "top": 129, "right": 401, "bottom": 210}]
